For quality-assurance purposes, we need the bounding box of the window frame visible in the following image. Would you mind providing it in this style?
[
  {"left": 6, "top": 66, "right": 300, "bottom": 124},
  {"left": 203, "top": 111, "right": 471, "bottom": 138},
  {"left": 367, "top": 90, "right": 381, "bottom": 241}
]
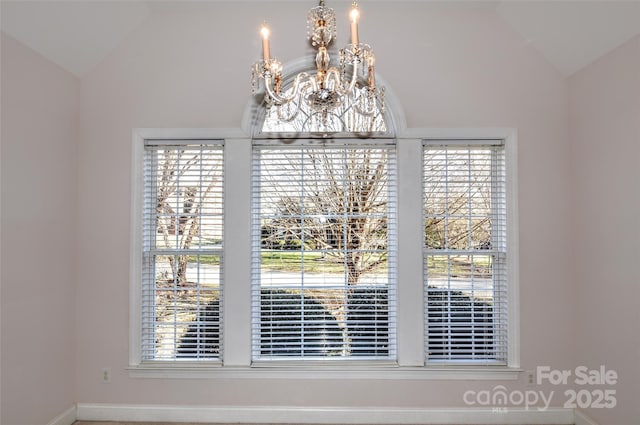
[
  {"left": 250, "top": 139, "right": 398, "bottom": 363},
  {"left": 131, "top": 134, "right": 226, "bottom": 366},
  {"left": 129, "top": 129, "right": 244, "bottom": 371},
  {"left": 423, "top": 140, "right": 509, "bottom": 365},
  {"left": 129, "top": 128, "right": 519, "bottom": 379}
]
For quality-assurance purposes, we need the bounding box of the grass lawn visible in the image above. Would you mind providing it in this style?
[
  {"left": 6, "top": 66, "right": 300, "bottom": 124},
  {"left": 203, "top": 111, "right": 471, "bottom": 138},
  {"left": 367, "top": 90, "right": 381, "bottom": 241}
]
[
  {"left": 192, "top": 251, "right": 491, "bottom": 277},
  {"left": 196, "top": 251, "right": 386, "bottom": 274},
  {"left": 260, "top": 251, "right": 346, "bottom": 273}
]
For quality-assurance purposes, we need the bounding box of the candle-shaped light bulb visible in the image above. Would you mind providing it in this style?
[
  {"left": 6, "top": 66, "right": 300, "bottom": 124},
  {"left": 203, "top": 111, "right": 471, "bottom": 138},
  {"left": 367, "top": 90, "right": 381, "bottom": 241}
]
[
  {"left": 260, "top": 23, "right": 271, "bottom": 62},
  {"left": 367, "top": 56, "right": 376, "bottom": 88},
  {"left": 367, "top": 55, "right": 375, "bottom": 67},
  {"left": 349, "top": 3, "right": 360, "bottom": 45}
]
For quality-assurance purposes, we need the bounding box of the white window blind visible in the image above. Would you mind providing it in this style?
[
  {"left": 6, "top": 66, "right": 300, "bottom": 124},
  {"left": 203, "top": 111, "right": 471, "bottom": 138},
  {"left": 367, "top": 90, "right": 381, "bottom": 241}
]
[
  {"left": 142, "top": 141, "right": 224, "bottom": 361},
  {"left": 252, "top": 143, "right": 397, "bottom": 360},
  {"left": 423, "top": 142, "right": 507, "bottom": 364}
]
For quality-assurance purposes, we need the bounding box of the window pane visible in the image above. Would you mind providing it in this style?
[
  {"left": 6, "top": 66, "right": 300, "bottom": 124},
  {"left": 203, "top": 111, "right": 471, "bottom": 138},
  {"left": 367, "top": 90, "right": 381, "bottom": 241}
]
[
  {"left": 424, "top": 144, "right": 507, "bottom": 363},
  {"left": 151, "top": 147, "right": 223, "bottom": 251},
  {"left": 253, "top": 145, "right": 396, "bottom": 360},
  {"left": 142, "top": 143, "right": 223, "bottom": 361}
]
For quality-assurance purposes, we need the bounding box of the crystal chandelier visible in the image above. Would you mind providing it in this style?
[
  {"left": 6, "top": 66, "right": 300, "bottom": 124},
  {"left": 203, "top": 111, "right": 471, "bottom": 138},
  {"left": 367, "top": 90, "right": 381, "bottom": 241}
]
[{"left": 251, "top": 0, "right": 384, "bottom": 132}]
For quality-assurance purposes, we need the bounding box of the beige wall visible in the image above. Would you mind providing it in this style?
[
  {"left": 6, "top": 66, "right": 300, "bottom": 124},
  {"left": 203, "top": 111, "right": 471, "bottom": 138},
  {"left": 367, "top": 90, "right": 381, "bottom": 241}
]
[
  {"left": 1, "top": 34, "right": 79, "bottom": 424},
  {"left": 569, "top": 35, "right": 640, "bottom": 425},
  {"left": 2, "top": 2, "right": 638, "bottom": 424},
  {"left": 75, "top": 1, "right": 573, "bottom": 406}
]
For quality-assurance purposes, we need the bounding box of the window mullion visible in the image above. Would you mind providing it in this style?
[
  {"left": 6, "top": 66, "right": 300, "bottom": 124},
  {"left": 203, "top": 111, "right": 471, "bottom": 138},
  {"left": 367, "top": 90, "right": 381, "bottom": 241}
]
[{"left": 396, "top": 139, "right": 425, "bottom": 366}]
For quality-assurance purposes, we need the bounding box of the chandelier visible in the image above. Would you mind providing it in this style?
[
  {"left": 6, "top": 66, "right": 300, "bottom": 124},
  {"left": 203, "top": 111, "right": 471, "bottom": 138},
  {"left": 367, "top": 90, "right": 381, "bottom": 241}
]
[{"left": 251, "top": 0, "right": 385, "bottom": 133}]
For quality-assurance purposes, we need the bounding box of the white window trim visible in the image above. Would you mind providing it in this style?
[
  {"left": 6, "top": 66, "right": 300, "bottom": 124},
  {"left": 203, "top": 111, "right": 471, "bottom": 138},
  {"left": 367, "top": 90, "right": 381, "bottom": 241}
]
[
  {"left": 129, "top": 127, "right": 519, "bottom": 380},
  {"left": 129, "top": 128, "right": 248, "bottom": 369}
]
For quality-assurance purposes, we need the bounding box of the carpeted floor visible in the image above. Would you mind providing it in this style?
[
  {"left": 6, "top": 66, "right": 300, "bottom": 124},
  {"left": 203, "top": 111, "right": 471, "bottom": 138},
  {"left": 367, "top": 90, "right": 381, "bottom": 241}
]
[
  {"left": 74, "top": 423, "right": 249, "bottom": 425},
  {"left": 73, "top": 423, "right": 571, "bottom": 425},
  {"left": 73, "top": 422, "right": 238, "bottom": 425},
  {"left": 73, "top": 421, "right": 355, "bottom": 424}
]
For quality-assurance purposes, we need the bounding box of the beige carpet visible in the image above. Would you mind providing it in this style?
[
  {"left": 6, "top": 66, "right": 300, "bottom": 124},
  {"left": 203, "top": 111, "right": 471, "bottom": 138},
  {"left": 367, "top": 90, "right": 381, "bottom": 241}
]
[
  {"left": 73, "top": 422, "right": 571, "bottom": 425},
  {"left": 74, "top": 423, "right": 237, "bottom": 425},
  {"left": 74, "top": 422, "right": 230, "bottom": 425}
]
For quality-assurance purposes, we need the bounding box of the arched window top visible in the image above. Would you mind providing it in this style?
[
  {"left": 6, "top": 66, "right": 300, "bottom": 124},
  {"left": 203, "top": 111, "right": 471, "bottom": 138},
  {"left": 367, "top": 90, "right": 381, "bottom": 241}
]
[
  {"left": 250, "top": 58, "right": 402, "bottom": 138},
  {"left": 261, "top": 85, "right": 387, "bottom": 135}
]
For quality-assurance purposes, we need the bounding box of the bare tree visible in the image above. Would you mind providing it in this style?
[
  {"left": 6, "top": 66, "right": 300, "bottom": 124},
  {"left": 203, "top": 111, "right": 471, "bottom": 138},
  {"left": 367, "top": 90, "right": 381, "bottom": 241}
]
[
  {"left": 155, "top": 149, "right": 221, "bottom": 284},
  {"left": 258, "top": 148, "right": 392, "bottom": 357},
  {"left": 261, "top": 148, "right": 390, "bottom": 285},
  {"left": 423, "top": 150, "right": 493, "bottom": 252}
]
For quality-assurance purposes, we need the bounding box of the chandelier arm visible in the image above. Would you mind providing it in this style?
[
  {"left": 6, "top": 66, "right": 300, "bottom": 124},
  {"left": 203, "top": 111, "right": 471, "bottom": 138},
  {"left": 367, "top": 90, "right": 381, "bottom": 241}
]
[
  {"left": 345, "top": 58, "right": 359, "bottom": 93},
  {"left": 325, "top": 59, "right": 358, "bottom": 96},
  {"left": 353, "top": 102, "right": 377, "bottom": 116},
  {"left": 264, "top": 72, "right": 313, "bottom": 104},
  {"left": 352, "top": 88, "right": 380, "bottom": 116},
  {"left": 276, "top": 103, "right": 300, "bottom": 122}
]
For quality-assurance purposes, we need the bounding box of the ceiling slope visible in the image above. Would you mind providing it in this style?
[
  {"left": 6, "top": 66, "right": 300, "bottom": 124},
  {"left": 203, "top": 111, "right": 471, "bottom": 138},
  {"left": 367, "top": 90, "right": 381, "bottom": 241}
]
[{"left": 1, "top": 1, "right": 639, "bottom": 78}]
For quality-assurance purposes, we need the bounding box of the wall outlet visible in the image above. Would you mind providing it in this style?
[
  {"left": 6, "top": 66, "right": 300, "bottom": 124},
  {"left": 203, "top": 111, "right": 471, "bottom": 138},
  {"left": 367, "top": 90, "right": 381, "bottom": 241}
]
[
  {"left": 102, "top": 368, "right": 111, "bottom": 383},
  {"left": 526, "top": 370, "right": 535, "bottom": 386}
]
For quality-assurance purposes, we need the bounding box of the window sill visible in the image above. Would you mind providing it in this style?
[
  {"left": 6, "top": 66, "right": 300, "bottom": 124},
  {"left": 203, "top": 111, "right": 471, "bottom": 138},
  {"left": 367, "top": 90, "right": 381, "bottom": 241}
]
[{"left": 128, "top": 363, "right": 521, "bottom": 380}]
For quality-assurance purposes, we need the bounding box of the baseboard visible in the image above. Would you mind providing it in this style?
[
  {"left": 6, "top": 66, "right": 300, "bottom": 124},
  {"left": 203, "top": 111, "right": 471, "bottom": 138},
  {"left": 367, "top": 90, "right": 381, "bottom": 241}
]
[
  {"left": 76, "top": 403, "right": 575, "bottom": 424},
  {"left": 46, "top": 405, "right": 77, "bottom": 425},
  {"left": 40, "top": 402, "right": 605, "bottom": 425},
  {"left": 574, "top": 409, "right": 601, "bottom": 425}
]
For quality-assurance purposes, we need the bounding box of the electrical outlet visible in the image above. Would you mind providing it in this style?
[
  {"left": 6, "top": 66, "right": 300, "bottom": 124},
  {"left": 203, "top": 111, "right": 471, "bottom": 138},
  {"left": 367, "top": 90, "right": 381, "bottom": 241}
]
[
  {"left": 102, "top": 368, "right": 111, "bottom": 383},
  {"left": 526, "top": 370, "right": 535, "bottom": 386}
]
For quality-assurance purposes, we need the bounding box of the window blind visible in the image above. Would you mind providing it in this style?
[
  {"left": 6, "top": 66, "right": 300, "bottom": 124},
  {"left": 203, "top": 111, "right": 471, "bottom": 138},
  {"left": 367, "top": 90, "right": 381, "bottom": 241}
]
[
  {"left": 142, "top": 142, "right": 224, "bottom": 361},
  {"left": 251, "top": 143, "right": 397, "bottom": 360},
  {"left": 423, "top": 142, "right": 507, "bottom": 364}
]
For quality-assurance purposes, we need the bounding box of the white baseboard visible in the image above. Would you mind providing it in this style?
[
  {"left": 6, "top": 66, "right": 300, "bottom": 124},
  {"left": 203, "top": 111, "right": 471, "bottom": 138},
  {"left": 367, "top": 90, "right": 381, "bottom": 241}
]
[
  {"left": 574, "top": 409, "right": 601, "bottom": 425},
  {"left": 76, "top": 403, "right": 575, "bottom": 424},
  {"left": 46, "top": 405, "right": 77, "bottom": 425}
]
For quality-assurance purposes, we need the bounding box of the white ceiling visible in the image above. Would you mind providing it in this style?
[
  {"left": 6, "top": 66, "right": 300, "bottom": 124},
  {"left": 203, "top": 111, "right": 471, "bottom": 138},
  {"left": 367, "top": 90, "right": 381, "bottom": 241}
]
[
  {"left": 496, "top": 1, "right": 640, "bottom": 76},
  {"left": 1, "top": 1, "right": 640, "bottom": 78},
  {"left": 1, "top": 1, "right": 152, "bottom": 77}
]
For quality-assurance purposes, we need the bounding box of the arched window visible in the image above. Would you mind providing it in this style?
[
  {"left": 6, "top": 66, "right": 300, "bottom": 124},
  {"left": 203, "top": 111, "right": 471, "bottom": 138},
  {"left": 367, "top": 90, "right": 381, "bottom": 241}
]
[{"left": 261, "top": 85, "right": 387, "bottom": 134}]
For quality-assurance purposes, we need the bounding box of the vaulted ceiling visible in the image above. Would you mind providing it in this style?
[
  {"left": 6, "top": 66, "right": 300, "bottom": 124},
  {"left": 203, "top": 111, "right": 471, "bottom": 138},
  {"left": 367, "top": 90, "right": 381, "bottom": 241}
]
[{"left": 2, "top": 1, "right": 640, "bottom": 78}]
